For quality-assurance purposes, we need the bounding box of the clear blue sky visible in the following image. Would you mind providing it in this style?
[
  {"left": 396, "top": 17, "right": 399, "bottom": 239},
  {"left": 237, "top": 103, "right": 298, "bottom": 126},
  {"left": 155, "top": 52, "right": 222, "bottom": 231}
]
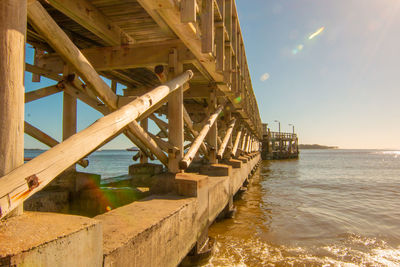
[{"left": 25, "top": 0, "right": 400, "bottom": 149}]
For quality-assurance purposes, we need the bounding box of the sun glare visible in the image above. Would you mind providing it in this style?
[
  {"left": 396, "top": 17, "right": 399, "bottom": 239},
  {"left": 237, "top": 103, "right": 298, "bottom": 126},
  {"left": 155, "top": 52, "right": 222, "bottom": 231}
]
[{"left": 309, "top": 26, "right": 325, "bottom": 40}]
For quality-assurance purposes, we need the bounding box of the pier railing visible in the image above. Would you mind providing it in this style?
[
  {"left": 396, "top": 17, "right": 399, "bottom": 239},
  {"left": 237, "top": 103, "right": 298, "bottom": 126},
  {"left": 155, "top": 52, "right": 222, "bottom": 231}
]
[
  {"left": 0, "top": 0, "right": 263, "bottom": 219},
  {"left": 270, "top": 132, "right": 298, "bottom": 140}
]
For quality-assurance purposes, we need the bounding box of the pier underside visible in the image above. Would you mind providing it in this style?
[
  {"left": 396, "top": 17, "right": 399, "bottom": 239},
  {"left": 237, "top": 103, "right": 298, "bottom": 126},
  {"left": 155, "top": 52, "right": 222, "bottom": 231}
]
[{"left": 1, "top": 0, "right": 263, "bottom": 265}]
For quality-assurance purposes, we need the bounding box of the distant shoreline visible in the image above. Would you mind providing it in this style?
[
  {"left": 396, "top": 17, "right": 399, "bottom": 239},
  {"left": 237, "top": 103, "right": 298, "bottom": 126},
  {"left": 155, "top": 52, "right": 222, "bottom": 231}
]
[{"left": 298, "top": 144, "right": 338, "bottom": 149}]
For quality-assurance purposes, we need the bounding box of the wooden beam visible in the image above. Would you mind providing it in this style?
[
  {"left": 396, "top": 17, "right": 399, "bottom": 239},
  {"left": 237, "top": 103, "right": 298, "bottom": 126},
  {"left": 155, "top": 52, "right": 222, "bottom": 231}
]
[
  {"left": 46, "top": 0, "right": 135, "bottom": 45},
  {"left": 168, "top": 49, "right": 184, "bottom": 173},
  {"left": 149, "top": 114, "right": 168, "bottom": 137},
  {"left": 0, "top": 0, "right": 26, "bottom": 217},
  {"left": 201, "top": 0, "right": 214, "bottom": 54},
  {"left": 24, "top": 122, "right": 88, "bottom": 168},
  {"left": 148, "top": 132, "right": 179, "bottom": 155},
  {"left": 231, "top": 126, "right": 242, "bottom": 157},
  {"left": 0, "top": 70, "right": 193, "bottom": 219},
  {"left": 180, "top": 104, "right": 224, "bottom": 169},
  {"left": 25, "top": 85, "right": 62, "bottom": 103},
  {"left": 140, "top": 118, "right": 148, "bottom": 163},
  {"left": 62, "top": 66, "right": 77, "bottom": 170},
  {"left": 36, "top": 41, "right": 194, "bottom": 73},
  {"left": 183, "top": 106, "right": 208, "bottom": 155},
  {"left": 25, "top": 63, "right": 62, "bottom": 82},
  {"left": 215, "top": 23, "right": 225, "bottom": 72},
  {"left": 62, "top": 81, "right": 153, "bottom": 159},
  {"left": 217, "top": 118, "right": 235, "bottom": 159},
  {"left": 28, "top": 1, "right": 118, "bottom": 109},
  {"left": 207, "top": 89, "right": 218, "bottom": 163},
  {"left": 181, "top": 0, "right": 196, "bottom": 23}
]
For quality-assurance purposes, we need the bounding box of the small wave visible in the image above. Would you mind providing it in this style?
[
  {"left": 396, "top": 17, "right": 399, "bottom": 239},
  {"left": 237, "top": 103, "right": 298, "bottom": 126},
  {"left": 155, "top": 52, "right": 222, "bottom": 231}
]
[{"left": 204, "top": 234, "right": 400, "bottom": 266}]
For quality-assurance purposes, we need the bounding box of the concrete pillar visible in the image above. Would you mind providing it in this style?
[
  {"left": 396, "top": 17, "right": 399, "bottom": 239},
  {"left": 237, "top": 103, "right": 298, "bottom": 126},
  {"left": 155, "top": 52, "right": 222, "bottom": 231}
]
[
  {"left": 0, "top": 0, "right": 27, "bottom": 216},
  {"left": 168, "top": 49, "right": 184, "bottom": 173}
]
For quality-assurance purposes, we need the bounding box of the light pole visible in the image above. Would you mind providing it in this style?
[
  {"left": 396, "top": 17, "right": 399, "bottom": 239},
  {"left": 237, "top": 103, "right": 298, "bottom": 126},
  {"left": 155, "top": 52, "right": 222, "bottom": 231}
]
[
  {"left": 288, "top": 124, "right": 295, "bottom": 134},
  {"left": 274, "top": 120, "right": 280, "bottom": 134},
  {"left": 274, "top": 120, "right": 281, "bottom": 154}
]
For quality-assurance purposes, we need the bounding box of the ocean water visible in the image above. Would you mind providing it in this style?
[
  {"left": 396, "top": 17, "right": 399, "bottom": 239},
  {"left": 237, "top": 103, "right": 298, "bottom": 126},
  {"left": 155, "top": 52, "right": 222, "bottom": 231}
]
[
  {"left": 206, "top": 150, "right": 400, "bottom": 266},
  {"left": 25, "top": 149, "right": 139, "bottom": 179}
]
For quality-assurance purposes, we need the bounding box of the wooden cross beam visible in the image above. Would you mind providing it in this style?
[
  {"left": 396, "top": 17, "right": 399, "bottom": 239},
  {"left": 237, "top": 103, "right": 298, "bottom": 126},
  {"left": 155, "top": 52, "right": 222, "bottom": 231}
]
[
  {"left": 180, "top": 104, "right": 224, "bottom": 169},
  {"left": 36, "top": 40, "right": 195, "bottom": 73},
  {"left": 25, "top": 85, "right": 62, "bottom": 103},
  {"left": 46, "top": 0, "right": 135, "bottom": 46},
  {"left": 217, "top": 117, "right": 236, "bottom": 159}
]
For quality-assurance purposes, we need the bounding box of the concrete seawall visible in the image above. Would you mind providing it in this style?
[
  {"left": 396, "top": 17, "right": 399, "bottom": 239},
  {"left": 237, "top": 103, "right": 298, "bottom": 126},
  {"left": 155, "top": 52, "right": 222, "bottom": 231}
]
[{"left": 0, "top": 153, "right": 260, "bottom": 266}]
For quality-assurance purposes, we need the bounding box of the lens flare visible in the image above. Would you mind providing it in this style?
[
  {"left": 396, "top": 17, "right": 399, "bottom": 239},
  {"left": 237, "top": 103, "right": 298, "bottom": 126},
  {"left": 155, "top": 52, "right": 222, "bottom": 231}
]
[
  {"left": 309, "top": 27, "right": 325, "bottom": 40},
  {"left": 234, "top": 96, "right": 242, "bottom": 104}
]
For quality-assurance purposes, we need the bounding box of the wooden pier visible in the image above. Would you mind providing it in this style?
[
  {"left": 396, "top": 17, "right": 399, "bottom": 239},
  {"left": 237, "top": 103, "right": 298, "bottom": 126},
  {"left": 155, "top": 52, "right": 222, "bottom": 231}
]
[
  {"left": 261, "top": 124, "right": 299, "bottom": 160},
  {"left": 0, "top": 0, "right": 263, "bottom": 266}
]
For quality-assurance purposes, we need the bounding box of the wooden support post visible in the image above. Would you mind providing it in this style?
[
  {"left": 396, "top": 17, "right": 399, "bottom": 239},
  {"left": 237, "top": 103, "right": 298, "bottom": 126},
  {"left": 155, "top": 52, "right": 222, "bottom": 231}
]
[
  {"left": 201, "top": 0, "right": 214, "bottom": 54},
  {"left": 0, "top": 0, "right": 27, "bottom": 217},
  {"left": 245, "top": 134, "right": 251, "bottom": 154},
  {"left": 207, "top": 89, "right": 218, "bottom": 163},
  {"left": 111, "top": 80, "right": 117, "bottom": 94},
  {"left": 32, "top": 48, "right": 45, "bottom": 82},
  {"left": 224, "top": 0, "right": 232, "bottom": 39},
  {"left": 216, "top": 24, "right": 225, "bottom": 72},
  {"left": 180, "top": 105, "right": 224, "bottom": 169},
  {"left": 168, "top": 49, "right": 184, "bottom": 173},
  {"left": 217, "top": 118, "right": 236, "bottom": 159},
  {"left": 240, "top": 131, "right": 248, "bottom": 154},
  {"left": 231, "top": 127, "right": 242, "bottom": 157},
  {"left": 63, "top": 65, "right": 77, "bottom": 170},
  {"left": 181, "top": 0, "right": 196, "bottom": 23},
  {"left": 140, "top": 119, "right": 148, "bottom": 163}
]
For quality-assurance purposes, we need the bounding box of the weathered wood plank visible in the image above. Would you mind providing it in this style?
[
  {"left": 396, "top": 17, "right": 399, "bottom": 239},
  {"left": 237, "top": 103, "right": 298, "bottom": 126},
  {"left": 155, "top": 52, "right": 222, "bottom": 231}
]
[{"left": 46, "top": 0, "right": 135, "bottom": 45}]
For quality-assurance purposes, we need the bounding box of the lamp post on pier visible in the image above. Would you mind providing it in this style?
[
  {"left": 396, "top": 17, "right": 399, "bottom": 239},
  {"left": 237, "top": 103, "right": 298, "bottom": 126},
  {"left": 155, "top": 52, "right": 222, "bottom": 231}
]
[
  {"left": 288, "top": 124, "right": 295, "bottom": 134},
  {"left": 274, "top": 120, "right": 280, "bottom": 135}
]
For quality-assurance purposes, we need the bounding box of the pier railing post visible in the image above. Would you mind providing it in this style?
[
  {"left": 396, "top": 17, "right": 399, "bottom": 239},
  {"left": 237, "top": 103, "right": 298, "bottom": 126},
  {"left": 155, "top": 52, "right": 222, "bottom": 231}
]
[
  {"left": 0, "top": 0, "right": 27, "bottom": 217},
  {"left": 168, "top": 49, "right": 184, "bottom": 173}
]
